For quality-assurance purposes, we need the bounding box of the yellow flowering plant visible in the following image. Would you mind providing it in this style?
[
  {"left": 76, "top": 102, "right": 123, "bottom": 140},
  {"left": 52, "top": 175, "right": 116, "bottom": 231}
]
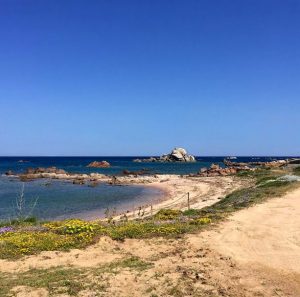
[
  {"left": 43, "top": 219, "right": 100, "bottom": 235},
  {"left": 190, "top": 217, "right": 212, "bottom": 225}
]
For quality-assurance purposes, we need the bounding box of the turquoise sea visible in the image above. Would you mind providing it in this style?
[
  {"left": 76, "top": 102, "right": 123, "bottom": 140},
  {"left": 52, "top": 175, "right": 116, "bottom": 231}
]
[{"left": 0, "top": 156, "right": 296, "bottom": 221}]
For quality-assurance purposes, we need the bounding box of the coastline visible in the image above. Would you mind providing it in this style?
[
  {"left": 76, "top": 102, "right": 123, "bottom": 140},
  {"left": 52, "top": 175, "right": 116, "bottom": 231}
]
[
  {"left": 51, "top": 184, "right": 166, "bottom": 221},
  {"left": 1, "top": 166, "right": 299, "bottom": 296},
  {"left": 111, "top": 174, "right": 250, "bottom": 220},
  {"left": 60, "top": 174, "right": 249, "bottom": 221},
  {"left": 1, "top": 173, "right": 250, "bottom": 221}
]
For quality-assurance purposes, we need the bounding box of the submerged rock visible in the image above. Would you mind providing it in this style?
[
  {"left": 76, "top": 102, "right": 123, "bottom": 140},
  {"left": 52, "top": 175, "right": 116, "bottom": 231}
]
[
  {"left": 122, "top": 168, "right": 150, "bottom": 176},
  {"left": 73, "top": 179, "right": 85, "bottom": 185}
]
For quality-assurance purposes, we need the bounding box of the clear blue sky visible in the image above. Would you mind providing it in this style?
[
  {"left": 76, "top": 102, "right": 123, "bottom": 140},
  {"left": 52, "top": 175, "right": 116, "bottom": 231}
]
[{"left": 0, "top": 0, "right": 299, "bottom": 156}]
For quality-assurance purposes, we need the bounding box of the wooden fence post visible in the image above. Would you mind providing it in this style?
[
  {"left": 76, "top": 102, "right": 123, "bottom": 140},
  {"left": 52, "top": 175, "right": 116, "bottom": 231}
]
[{"left": 187, "top": 192, "right": 190, "bottom": 210}]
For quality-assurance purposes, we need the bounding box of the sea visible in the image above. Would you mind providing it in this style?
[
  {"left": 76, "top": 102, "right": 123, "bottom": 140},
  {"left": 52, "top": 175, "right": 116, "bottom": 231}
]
[{"left": 0, "top": 156, "right": 296, "bottom": 221}]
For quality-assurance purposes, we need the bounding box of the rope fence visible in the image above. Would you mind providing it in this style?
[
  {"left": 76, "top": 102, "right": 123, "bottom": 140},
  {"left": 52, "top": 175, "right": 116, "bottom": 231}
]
[{"left": 117, "top": 191, "right": 191, "bottom": 220}]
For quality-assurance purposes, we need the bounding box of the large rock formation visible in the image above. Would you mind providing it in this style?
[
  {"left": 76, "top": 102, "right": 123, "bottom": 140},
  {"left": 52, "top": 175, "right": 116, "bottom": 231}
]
[
  {"left": 196, "top": 163, "right": 252, "bottom": 177},
  {"left": 13, "top": 167, "right": 107, "bottom": 183},
  {"left": 17, "top": 167, "right": 68, "bottom": 181},
  {"left": 168, "top": 148, "right": 196, "bottom": 162},
  {"left": 133, "top": 148, "right": 196, "bottom": 162},
  {"left": 25, "top": 167, "right": 67, "bottom": 175}
]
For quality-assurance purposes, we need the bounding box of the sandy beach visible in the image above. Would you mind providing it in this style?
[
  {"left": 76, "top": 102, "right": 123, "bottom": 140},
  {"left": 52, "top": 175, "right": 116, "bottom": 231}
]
[{"left": 112, "top": 174, "right": 249, "bottom": 219}]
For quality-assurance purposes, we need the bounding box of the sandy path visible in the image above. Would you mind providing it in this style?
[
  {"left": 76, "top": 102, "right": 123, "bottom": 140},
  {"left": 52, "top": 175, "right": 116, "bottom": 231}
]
[
  {"left": 207, "top": 187, "right": 300, "bottom": 295},
  {"left": 211, "top": 187, "right": 300, "bottom": 273}
]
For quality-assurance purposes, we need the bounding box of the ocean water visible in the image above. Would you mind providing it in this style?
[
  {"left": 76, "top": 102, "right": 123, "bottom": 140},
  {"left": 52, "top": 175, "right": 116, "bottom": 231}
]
[
  {"left": 0, "top": 156, "right": 295, "bottom": 176},
  {"left": 0, "top": 156, "right": 296, "bottom": 221},
  {"left": 0, "top": 177, "right": 162, "bottom": 221},
  {"left": 0, "top": 156, "right": 221, "bottom": 176}
]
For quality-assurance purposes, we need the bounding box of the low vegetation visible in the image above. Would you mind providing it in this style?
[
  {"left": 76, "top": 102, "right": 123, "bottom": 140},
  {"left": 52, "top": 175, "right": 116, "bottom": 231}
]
[
  {"left": 0, "top": 168, "right": 299, "bottom": 260},
  {"left": 294, "top": 166, "right": 300, "bottom": 176},
  {"left": 202, "top": 168, "right": 299, "bottom": 217},
  {"left": 153, "top": 209, "right": 182, "bottom": 220},
  {"left": 0, "top": 218, "right": 206, "bottom": 259},
  {"left": 0, "top": 256, "right": 153, "bottom": 297}
]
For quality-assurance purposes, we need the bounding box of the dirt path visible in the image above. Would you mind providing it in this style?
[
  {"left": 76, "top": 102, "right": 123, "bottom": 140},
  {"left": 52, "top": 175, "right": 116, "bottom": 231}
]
[
  {"left": 208, "top": 187, "right": 300, "bottom": 296},
  {"left": 211, "top": 187, "right": 300, "bottom": 273}
]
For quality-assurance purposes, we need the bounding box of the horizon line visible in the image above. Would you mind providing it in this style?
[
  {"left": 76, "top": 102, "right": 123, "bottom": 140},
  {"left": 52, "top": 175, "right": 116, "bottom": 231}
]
[{"left": 0, "top": 155, "right": 299, "bottom": 158}]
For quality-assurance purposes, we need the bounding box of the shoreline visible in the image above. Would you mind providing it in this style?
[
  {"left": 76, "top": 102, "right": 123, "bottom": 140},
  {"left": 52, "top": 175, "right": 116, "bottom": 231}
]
[
  {"left": 0, "top": 173, "right": 250, "bottom": 222},
  {"left": 52, "top": 184, "right": 166, "bottom": 221},
  {"left": 111, "top": 174, "right": 250, "bottom": 220}
]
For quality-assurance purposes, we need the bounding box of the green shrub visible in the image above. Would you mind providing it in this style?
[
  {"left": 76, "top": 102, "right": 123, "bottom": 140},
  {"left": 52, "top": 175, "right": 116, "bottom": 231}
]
[
  {"left": 182, "top": 209, "right": 201, "bottom": 216},
  {"left": 153, "top": 209, "right": 182, "bottom": 220},
  {"left": 23, "top": 216, "right": 38, "bottom": 224},
  {"left": 105, "top": 222, "right": 191, "bottom": 240},
  {"left": 3, "top": 216, "right": 38, "bottom": 227}
]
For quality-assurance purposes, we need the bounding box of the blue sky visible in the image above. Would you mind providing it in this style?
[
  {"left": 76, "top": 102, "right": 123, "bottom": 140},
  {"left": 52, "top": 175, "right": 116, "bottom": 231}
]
[{"left": 0, "top": 0, "right": 299, "bottom": 156}]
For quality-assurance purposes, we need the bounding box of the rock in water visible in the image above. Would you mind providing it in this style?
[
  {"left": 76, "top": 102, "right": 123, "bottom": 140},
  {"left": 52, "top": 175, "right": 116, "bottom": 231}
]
[
  {"left": 87, "top": 161, "right": 111, "bottom": 168},
  {"left": 210, "top": 163, "right": 220, "bottom": 170},
  {"left": 169, "top": 148, "right": 196, "bottom": 162},
  {"left": 133, "top": 147, "right": 196, "bottom": 162},
  {"left": 171, "top": 148, "right": 187, "bottom": 160}
]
